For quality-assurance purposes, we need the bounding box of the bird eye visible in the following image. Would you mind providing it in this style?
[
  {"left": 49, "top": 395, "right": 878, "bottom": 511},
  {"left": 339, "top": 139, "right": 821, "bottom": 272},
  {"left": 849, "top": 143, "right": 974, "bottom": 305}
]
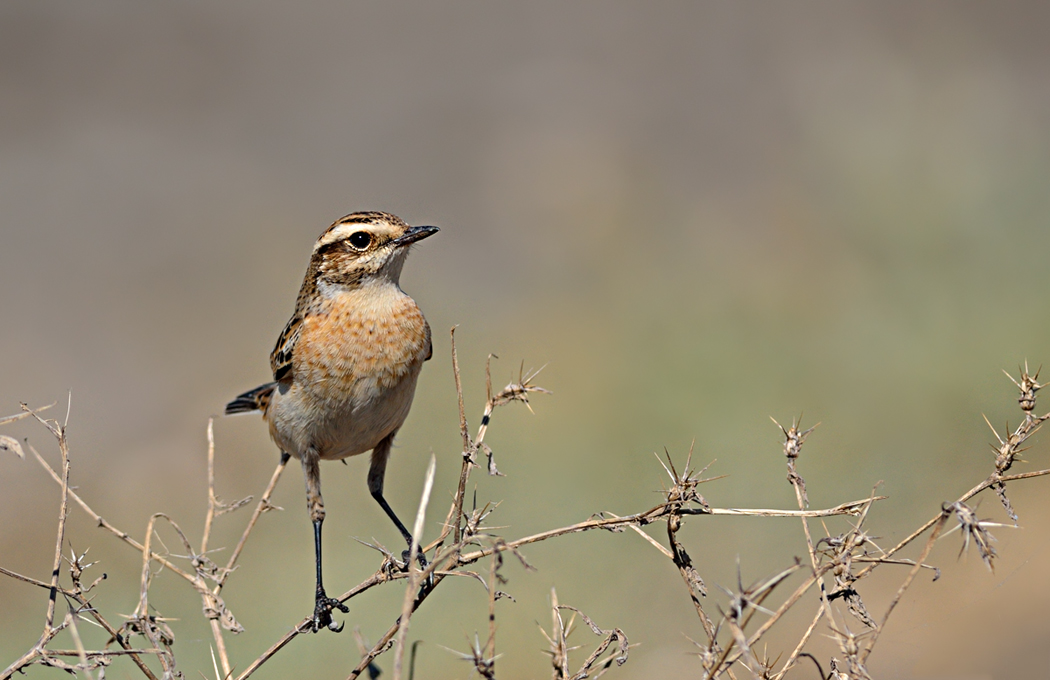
[{"left": 347, "top": 231, "right": 372, "bottom": 251}]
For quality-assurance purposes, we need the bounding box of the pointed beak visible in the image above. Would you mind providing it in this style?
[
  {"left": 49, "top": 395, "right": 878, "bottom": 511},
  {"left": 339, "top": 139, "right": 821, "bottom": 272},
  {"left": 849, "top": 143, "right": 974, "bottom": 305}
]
[{"left": 393, "top": 225, "right": 439, "bottom": 247}]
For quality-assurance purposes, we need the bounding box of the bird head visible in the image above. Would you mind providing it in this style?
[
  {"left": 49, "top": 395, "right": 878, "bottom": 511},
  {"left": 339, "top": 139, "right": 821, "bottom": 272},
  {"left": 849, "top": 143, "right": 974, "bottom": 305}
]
[{"left": 311, "top": 211, "right": 439, "bottom": 287}]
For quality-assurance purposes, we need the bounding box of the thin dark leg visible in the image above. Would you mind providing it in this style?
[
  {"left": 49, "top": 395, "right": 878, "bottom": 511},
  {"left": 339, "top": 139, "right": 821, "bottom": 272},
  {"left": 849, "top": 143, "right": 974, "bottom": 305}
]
[
  {"left": 373, "top": 489, "right": 415, "bottom": 545},
  {"left": 368, "top": 432, "right": 429, "bottom": 581},
  {"left": 302, "top": 450, "right": 347, "bottom": 632},
  {"left": 313, "top": 517, "right": 324, "bottom": 595}
]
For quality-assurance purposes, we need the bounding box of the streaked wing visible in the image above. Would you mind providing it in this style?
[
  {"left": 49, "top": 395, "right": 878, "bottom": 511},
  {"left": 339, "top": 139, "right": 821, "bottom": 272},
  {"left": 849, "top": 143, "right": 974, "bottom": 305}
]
[{"left": 270, "top": 314, "right": 303, "bottom": 382}]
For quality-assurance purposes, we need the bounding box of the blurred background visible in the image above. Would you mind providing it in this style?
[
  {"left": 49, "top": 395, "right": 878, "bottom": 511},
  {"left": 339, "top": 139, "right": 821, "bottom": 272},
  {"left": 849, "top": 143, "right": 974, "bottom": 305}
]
[{"left": 2, "top": 2, "right": 1049, "bottom": 678}]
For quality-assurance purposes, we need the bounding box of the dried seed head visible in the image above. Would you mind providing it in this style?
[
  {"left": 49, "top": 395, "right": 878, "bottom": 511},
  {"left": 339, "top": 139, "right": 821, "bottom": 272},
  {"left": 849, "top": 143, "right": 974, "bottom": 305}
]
[
  {"left": 1005, "top": 362, "right": 1042, "bottom": 413},
  {"left": 982, "top": 413, "right": 1040, "bottom": 476},
  {"left": 657, "top": 447, "right": 714, "bottom": 512},
  {"left": 771, "top": 415, "right": 819, "bottom": 460},
  {"left": 829, "top": 625, "right": 873, "bottom": 680},
  {"left": 946, "top": 501, "right": 1002, "bottom": 571}
]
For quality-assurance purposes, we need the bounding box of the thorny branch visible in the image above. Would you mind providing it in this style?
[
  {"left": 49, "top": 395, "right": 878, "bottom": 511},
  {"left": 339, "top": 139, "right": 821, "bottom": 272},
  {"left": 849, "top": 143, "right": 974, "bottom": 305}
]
[
  {"left": 2, "top": 354, "right": 1049, "bottom": 679},
  {"left": 1, "top": 404, "right": 288, "bottom": 680},
  {"left": 548, "top": 598, "right": 629, "bottom": 680}
]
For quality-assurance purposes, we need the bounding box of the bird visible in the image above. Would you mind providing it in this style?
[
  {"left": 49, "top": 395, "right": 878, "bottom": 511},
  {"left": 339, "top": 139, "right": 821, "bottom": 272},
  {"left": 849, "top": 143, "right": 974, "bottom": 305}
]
[{"left": 225, "top": 211, "right": 438, "bottom": 632}]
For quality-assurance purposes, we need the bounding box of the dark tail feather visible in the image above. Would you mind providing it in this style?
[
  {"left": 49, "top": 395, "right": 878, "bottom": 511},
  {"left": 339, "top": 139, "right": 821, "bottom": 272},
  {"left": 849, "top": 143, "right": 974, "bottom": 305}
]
[{"left": 225, "top": 383, "right": 277, "bottom": 415}]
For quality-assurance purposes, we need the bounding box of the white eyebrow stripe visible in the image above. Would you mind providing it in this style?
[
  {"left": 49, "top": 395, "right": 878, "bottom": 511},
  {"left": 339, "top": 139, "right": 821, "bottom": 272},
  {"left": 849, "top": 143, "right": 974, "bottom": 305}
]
[{"left": 315, "top": 224, "right": 365, "bottom": 250}]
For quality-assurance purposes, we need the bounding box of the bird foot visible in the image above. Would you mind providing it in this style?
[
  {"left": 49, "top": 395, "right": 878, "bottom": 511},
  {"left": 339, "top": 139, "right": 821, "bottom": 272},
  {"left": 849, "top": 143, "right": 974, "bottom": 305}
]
[
  {"left": 311, "top": 590, "right": 349, "bottom": 633},
  {"left": 401, "top": 548, "right": 433, "bottom": 594}
]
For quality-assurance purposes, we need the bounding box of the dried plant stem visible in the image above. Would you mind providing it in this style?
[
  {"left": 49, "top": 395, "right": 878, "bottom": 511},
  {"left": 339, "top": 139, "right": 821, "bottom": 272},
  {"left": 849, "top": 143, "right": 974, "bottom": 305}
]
[
  {"left": 27, "top": 418, "right": 288, "bottom": 679},
  {"left": 859, "top": 509, "right": 950, "bottom": 664},
  {"left": 232, "top": 486, "right": 864, "bottom": 680},
  {"left": 28, "top": 442, "right": 198, "bottom": 584},
  {"left": 457, "top": 497, "right": 877, "bottom": 565},
  {"left": 217, "top": 452, "right": 290, "bottom": 589},
  {"left": 38, "top": 408, "right": 71, "bottom": 636},
  {"left": 100, "top": 621, "right": 163, "bottom": 679},
  {"left": 65, "top": 612, "right": 93, "bottom": 680},
  {"left": 202, "top": 418, "right": 219, "bottom": 556},
  {"left": 0, "top": 566, "right": 161, "bottom": 680},
  {"left": 237, "top": 547, "right": 474, "bottom": 680},
  {"left": 176, "top": 444, "right": 288, "bottom": 680},
  {"left": 0, "top": 403, "right": 53, "bottom": 426},
  {"left": 550, "top": 588, "right": 568, "bottom": 679},
  {"left": 0, "top": 408, "right": 74, "bottom": 680},
  {"left": 716, "top": 568, "right": 826, "bottom": 672},
  {"left": 791, "top": 482, "right": 822, "bottom": 578},
  {"left": 666, "top": 516, "right": 715, "bottom": 639},
  {"left": 439, "top": 332, "right": 548, "bottom": 548},
  {"left": 854, "top": 467, "right": 1050, "bottom": 582},
  {"left": 209, "top": 618, "right": 231, "bottom": 679},
  {"left": 134, "top": 513, "right": 163, "bottom": 619},
  {"left": 346, "top": 593, "right": 428, "bottom": 680},
  {"left": 704, "top": 501, "right": 884, "bottom": 518},
  {"left": 776, "top": 417, "right": 836, "bottom": 678},
  {"left": 337, "top": 543, "right": 473, "bottom": 680},
  {"left": 5, "top": 352, "right": 1049, "bottom": 680},
  {"left": 236, "top": 570, "right": 393, "bottom": 680},
  {"left": 785, "top": 474, "right": 835, "bottom": 675},
  {"left": 484, "top": 551, "right": 500, "bottom": 668},
  {"left": 31, "top": 649, "right": 162, "bottom": 658},
  {"left": 200, "top": 419, "right": 234, "bottom": 679},
  {"left": 20, "top": 414, "right": 291, "bottom": 680},
  {"left": 447, "top": 327, "right": 473, "bottom": 545},
  {"left": 205, "top": 448, "right": 288, "bottom": 679},
  {"left": 1, "top": 628, "right": 64, "bottom": 680},
  {"left": 45, "top": 442, "right": 69, "bottom": 633},
  {"left": 772, "top": 606, "right": 824, "bottom": 680},
  {"left": 392, "top": 454, "right": 437, "bottom": 680},
  {"left": 0, "top": 566, "right": 65, "bottom": 591}
]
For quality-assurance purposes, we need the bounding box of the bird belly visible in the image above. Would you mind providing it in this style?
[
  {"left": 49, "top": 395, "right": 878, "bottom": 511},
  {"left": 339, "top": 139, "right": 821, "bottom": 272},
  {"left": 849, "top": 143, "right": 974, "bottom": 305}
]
[{"left": 267, "top": 368, "right": 422, "bottom": 461}]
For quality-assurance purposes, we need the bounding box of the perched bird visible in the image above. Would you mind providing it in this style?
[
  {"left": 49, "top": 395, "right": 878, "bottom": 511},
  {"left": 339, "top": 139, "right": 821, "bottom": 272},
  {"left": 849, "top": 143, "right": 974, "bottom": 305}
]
[{"left": 225, "top": 211, "right": 438, "bottom": 632}]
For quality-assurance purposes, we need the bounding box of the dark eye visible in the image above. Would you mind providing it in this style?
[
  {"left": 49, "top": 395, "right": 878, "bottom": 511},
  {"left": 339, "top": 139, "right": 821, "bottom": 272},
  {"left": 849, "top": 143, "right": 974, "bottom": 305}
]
[{"left": 347, "top": 231, "right": 372, "bottom": 250}]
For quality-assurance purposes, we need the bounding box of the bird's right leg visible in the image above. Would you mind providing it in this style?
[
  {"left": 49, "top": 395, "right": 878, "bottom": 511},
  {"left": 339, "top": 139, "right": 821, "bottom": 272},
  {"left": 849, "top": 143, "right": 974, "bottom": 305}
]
[
  {"left": 368, "top": 434, "right": 432, "bottom": 594},
  {"left": 302, "top": 448, "right": 348, "bottom": 633}
]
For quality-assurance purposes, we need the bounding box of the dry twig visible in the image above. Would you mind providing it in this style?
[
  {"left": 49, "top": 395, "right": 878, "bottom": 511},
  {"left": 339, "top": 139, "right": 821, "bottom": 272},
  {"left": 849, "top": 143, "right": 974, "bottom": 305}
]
[{"left": 3, "top": 349, "right": 1049, "bottom": 680}]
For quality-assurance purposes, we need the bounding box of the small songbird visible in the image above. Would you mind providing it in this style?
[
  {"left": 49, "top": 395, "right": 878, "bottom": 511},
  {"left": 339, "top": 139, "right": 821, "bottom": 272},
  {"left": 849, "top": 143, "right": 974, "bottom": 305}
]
[{"left": 225, "top": 211, "right": 438, "bottom": 632}]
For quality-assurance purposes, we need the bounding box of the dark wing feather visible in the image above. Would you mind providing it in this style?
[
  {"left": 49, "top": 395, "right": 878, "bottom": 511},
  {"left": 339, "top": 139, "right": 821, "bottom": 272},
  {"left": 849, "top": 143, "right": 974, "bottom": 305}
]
[
  {"left": 270, "top": 259, "right": 323, "bottom": 382},
  {"left": 270, "top": 314, "right": 303, "bottom": 382}
]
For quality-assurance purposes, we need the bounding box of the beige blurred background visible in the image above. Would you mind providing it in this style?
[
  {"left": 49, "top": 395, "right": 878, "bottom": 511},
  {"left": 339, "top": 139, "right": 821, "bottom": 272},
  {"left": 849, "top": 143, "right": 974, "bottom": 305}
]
[{"left": 2, "top": 2, "right": 1050, "bottom": 678}]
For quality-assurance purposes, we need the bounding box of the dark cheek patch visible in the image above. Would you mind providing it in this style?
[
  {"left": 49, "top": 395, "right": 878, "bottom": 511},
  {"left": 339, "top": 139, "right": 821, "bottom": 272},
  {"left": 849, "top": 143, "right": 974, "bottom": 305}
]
[{"left": 320, "top": 250, "right": 375, "bottom": 287}]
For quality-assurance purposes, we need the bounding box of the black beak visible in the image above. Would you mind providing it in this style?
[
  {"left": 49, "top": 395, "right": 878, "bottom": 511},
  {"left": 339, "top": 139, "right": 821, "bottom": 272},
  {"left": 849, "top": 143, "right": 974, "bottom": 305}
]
[{"left": 393, "top": 225, "right": 439, "bottom": 247}]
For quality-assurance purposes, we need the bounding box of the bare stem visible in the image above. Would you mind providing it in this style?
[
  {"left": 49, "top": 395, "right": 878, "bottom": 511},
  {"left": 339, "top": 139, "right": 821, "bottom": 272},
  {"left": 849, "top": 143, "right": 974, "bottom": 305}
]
[
  {"left": 457, "top": 496, "right": 879, "bottom": 565},
  {"left": 447, "top": 327, "right": 473, "bottom": 545},
  {"left": 853, "top": 468, "right": 1050, "bottom": 582},
  {"left": 392, "top": 455, "right": 437, "bottom": 680},
  {"left": 28, "top": 442, "right": 198, "bottom": 584},
  {"left": 43, "top": 419, "right": 70, "bottom": 634},
  {"left": 216, "top": 453, "right": 290, "bottom": 590},
  {"left": 202, "top": 418, "right": 218, "bottom": 556},
  {"left": 772, "top": 606, "right": 824, "bottom": 680},
  {"left": 859, "top": 509, "right": 950, "bottom": 663}
]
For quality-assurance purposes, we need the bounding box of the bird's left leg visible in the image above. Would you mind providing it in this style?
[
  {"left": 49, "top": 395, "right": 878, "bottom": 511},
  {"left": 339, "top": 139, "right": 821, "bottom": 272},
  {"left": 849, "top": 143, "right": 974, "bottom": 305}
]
[
  {"left": 302, "top": 448, "right": 348, "bottom": 632},
  {"left": 368, "top": 432, "right": 429, "bottom": 579}
]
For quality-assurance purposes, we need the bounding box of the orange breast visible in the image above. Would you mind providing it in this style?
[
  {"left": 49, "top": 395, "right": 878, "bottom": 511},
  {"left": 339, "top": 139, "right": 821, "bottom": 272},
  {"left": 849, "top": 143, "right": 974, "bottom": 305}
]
[{"left": 293, "top": 288, "right": 430, "bottom": 399}]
